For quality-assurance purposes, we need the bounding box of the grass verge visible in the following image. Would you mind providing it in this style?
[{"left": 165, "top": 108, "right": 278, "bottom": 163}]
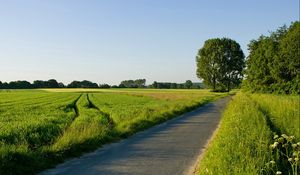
[{"left": 197, "top": 92, "right": 300, "bottom": 175}]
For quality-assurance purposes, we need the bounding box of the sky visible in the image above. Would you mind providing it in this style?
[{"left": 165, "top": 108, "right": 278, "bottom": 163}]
[{"left": 0, "top": 0, "right": 299, "bottom": 85}]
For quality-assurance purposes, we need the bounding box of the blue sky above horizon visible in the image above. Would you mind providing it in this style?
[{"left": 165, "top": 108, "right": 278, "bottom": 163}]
[{"left": 0, "top": 0, "right": 299, "bottom": 85}]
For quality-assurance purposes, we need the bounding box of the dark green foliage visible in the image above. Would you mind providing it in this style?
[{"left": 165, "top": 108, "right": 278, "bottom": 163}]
[
  {"left": 58, "top": 82, "right": 65, "bottom": 88},
  {"left": 170, "top": 83, "right": 177, "bottom": 89},
  {"left": 152, "top": 82, "right": 174, "bottom": 89},
  {"left": 119, "top": 79, "right": 146, "bottom": 88},
  {"left": 150, "top": 81, "right": 203, "bottom": 89},
  {"left": 46, "top": 79, "right": 60, "bottom": 88},
  {"left": 0, "top": 79, "right": 65, "bottom": 89},
  {"left": 196, "top": 38, "right": 245, "bottom": 92},
  {"left": 67, "top": 80, "right": 98, "bottom": 88},
  {"left": 8, "top": 80, "right": 32, "bottom": 89},
  {"left": 33, "top": 79, "right": 62, "bottom": 88},
  {"left": 243, "top": 22, "right": 300, "bottom": 94},
  {"left": 99, "top": 84, "right": 111, "bottom": 88},
  {"left": 152, "top": 81, "right": 158, "bottom": 88},
  {"left": 184, "top": 80, "right": 193, "bottom": 89},
  {"left": 1, "top": 82, "right": 9, "bottom": 89}
]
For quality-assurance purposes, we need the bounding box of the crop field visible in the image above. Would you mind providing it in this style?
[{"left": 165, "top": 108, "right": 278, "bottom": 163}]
[
  {"left": 198, "top": 92, "right": 300, "bottom": 175},
  {"left": 0, "top": 89, "right": 226, "bottom": 175}
]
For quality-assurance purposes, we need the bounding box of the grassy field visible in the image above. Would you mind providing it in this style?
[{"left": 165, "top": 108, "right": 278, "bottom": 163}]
[
  {"left": 198, "top": 92, "right": 300, "bottom": 175},
  {"left": 0, "top": 89, "right": 227, "bottom": 175}
]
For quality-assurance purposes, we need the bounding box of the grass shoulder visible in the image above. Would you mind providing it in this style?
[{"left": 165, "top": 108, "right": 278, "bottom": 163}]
[{"left": 197, "top": 92, "right": 300, "bottom": 175}]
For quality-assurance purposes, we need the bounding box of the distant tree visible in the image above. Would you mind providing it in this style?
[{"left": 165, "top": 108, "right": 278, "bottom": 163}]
[
  {"left": 191, "top": 83, "right": 201, "bottom": 89},
  {"left": 46, "top": 79, "right": 59, "bottom": 88},
  {"left": 0, "top": 81, "right": 2, "bottom": 89},
  {"left": 170, "top": 83, "right": 177, "bottom": 89},
  {"left": 177, "top": 84, "right": 184, "bottom": 89},
  {"left": 150, "top": 81, "right": 204, "bottom": 89},
  {"left": 184, "top": 80, "right": 193, "bottom": 89},
  {"left": 120, "top": 80, "right": 136, "bottom": 88},
  {"left": 135, "top": 79, "right": 146, "bottom": 88},
  {"left": 58, "top": 82, "right": 65, "bottom": 88},
  {"left": 118, "top": 84, "right": 126, "bottom": 88},
  {"left": 111, "top": 85, "right": 119, "bottom": 88},
  {"left": 33, "top": 79, "right": 59, "bottom": 88},
  {"left": 33, "top": 80, "right": 45, "bottom": 88},
  {"left": 196, "top": 38, "right": 245, "bottom": 92},
  {"left": 99, "top": 84, "right": 111, "bottom": 88},
  {"left": 8, "top": 80, "right": 32, "bottom": 89},
  {"left": 81, "top": 80, "right": 98, "bottom": 88},
  {"left": 152, "top": 81, "right": 158, "bottom": 88},
  {"left": 151, "top": 82, "right": 172, "bottom": 89},
  {"left": 161, "top": 83, "right": 172, "bottom": 89},
  {"left": 2, "top": 82, "right": 8, "bottom": 89},
  {"left": 119, "top": 79, "right": 146, "bottom": 88},
  {"left": 67, "top": 80, "right": 98, "bottom": 88},
  {"left": 67, "top": 81, "right": 80, "bottom": 88}
]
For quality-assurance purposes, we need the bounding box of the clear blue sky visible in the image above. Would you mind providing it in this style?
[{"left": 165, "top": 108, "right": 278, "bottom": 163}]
[{"left": 0, "top": 0, "right": 298, "bottom": 85}]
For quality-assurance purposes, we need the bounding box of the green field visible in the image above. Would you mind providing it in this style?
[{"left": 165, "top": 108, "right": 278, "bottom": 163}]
[
  {"left": 197, "top": 92, "right": 300, "bottom": 175},
  {"left": 0, "top": 89, "right": 226, "bottom": 175}
]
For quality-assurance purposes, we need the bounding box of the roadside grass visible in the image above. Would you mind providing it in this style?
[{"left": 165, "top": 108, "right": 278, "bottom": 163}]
[
  {"left": 0, "top": 89, "right": 227, "bottom": 175},
  {"left": 198, "top": 92, "right": 300, "bottom": 175},
  {"left": 198, "top": 92, "right": 273, "bottom": 175},
  {"left": 250, "top": 93, "right": 300, "bottom": 140}
]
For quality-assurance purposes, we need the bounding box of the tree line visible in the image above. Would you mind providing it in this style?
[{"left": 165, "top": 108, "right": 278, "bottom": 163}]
[
  {"left": 243, "top": 22, "right": 299, "bottom": 94},
  {"left": 196, "top": 21, "right": 299, "bottom": 94},
  {"left": 0, "top": 79, "right": 203, "bottom": 89},
  {"left": 150, "top": 80, "right": 204, "bottom": 89},
  {"left": 0, "top": 79, "right": 112, "bottom": 89}
]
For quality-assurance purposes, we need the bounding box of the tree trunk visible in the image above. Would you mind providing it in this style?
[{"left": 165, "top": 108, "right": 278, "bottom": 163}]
[
  {"left": 227, "top": 80, "right": 230, "bottom": 92},
  {"left": 227, "top": 75, "right": 230, "bottom": 92},
  {"left": 213, "top": 76, "right": 216, "bottom": 91}
]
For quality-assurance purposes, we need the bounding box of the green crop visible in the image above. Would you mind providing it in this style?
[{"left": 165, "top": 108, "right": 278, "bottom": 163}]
[{"left": 0, "top": 89, "right": 225, "bottom": 175}]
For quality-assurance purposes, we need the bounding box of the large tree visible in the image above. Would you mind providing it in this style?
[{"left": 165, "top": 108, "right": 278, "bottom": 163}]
[
  {"left": 184, "top": 80, "right": 193, "bottom": 89},
  {"left": 196, "top": 38, "right": 245, "bottom": 92}
]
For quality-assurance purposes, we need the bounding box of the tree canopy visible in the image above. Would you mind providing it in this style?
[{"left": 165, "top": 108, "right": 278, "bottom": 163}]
[
  {"left": 150, "top": 81, "right": 203, "bottom": 89},
  {"left": 0, "top": 79, "right": 64, "bottom": 89},
  {"left": 67, "top": 80, "right": 99, "bottom": 88},
  {"left": 119, "top": 79, "right": 146, "bottom": 88},
  {"left": 243, "top": 21, "right": 299, "bottom": 94},
  {"left": 196, "top": 38, "right": 245, "bottom": 92}
]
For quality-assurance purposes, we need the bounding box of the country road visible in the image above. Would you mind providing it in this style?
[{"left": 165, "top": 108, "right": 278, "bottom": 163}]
[{"left": 41, "top": 96, "right": 231, "bottom": 175}]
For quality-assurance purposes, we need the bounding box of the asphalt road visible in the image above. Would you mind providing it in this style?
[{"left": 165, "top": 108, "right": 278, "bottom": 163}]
[{"left": 41, "top": 96, "right": 231, "bottom": 175}]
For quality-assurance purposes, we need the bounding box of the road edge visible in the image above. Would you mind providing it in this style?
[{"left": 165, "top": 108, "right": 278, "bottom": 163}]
[{"left": 187, "top": 96, "right": 232, "bottom": 175}]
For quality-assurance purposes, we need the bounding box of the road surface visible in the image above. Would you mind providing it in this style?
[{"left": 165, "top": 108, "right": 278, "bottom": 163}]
[{"left": 41, "top": 96, "right": 231, "bottom": 175}]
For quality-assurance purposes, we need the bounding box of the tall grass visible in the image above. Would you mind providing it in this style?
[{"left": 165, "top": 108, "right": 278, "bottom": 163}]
[
  {"left": 0, "top": 91, "right": 80, "bottom": 174},
  {"left": 89, "top": 91, "right": 226, "bottom": 137},
  {"left": 250, "top": 93, "right": 300, "bottom": 140},
  {"left": 198, "top": 92, "right": 273, "bottom": 174},
  {"left": 198, "top": 92, "right": 300, "bottom": 174},
  {"left": 50, "top": 94, "right": 111, "bottom": 156},
  {"left": 0, "top": 89, "right": 227, "bottom": 174}
]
